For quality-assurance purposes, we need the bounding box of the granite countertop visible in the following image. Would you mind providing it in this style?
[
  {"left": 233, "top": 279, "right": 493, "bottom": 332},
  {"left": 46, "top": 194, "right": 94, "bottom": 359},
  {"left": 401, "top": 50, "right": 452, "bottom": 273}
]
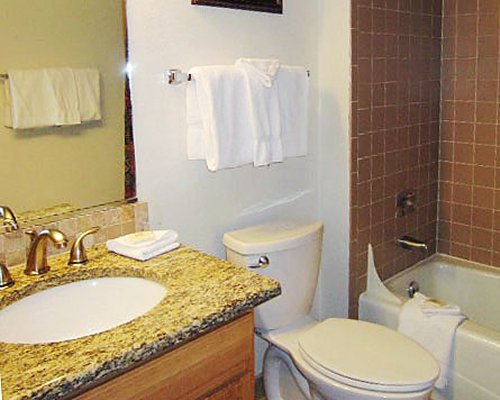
[{"left": 0, "top": 245, "right": 281, "bottom": 400}]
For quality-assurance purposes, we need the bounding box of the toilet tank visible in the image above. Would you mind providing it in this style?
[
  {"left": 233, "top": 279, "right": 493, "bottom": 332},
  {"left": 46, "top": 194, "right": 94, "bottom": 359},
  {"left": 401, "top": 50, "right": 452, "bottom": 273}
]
[{"left": 223, "top": 220, "right": 323, "bottom": 331}]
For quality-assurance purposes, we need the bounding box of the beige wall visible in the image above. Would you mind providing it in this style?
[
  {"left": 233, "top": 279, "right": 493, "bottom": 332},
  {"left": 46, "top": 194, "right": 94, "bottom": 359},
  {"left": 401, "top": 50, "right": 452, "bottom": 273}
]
[{"left": 0, "top": 0, "right": 125, "bottom": 213}]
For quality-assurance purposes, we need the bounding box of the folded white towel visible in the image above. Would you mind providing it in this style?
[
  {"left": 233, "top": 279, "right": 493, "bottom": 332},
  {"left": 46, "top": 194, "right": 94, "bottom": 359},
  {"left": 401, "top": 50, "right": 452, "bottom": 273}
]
[
  {"left": 187, "top": 66, "right": 254, "bottom": 171},
  {"left": 6, "top": 68, "right": 81, "bottom": 129},
  {"left": 73, "top": 68, "right": 101, "bottom": 122},
  {"left": 110, "top": 230, "right": 179, "bottom": 248},
  {"left": 108, "top": 241, "right": 180, "bottom": 261},
  {"left": 106, "top": 230, "right": 180, "bottom": 261},
  {"left": 235, "top": 58, "right": 283, "bottom": 166},
  {"left": 398, "top": 293, "right": 467, "bottom": 389},
  {"left": 276, "top": 66, "right": 309, "bottom": 158}
]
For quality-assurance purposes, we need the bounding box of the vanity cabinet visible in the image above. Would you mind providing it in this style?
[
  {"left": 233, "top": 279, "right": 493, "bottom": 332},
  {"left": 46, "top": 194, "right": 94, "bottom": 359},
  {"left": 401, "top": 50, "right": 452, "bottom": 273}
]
[{"left": 76, "top": 312, "right": 254, "bottom": 400}]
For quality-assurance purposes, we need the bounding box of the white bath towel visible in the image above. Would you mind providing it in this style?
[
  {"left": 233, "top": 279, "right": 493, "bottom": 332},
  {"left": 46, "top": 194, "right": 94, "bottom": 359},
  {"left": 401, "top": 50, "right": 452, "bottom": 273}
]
[
  {"left": 398, "top": 293, "right": 467, "bottom": 389},
  {"left": 187, "top": 66, "right": 254, "bottom": 171},
  {"left": 276, "top": 66, "right": 309, "bottom": 158},
  {"left": 106, "top": 230, "right": 180, "bottom": 261},
  {"left": 235, "top": 58, "right": 283, "bottom": 166},
  {"left": 6, "top": 68, "right": 81, "bottom": 129},
  {"left": 186, "top": 80, "right": 206, "bottom": 160},
  {"left": 73, "top": 68, "right": 101, "bottom": 122},
  {"left": 235, "top": 58, "right": 280, "bottom": 88}
]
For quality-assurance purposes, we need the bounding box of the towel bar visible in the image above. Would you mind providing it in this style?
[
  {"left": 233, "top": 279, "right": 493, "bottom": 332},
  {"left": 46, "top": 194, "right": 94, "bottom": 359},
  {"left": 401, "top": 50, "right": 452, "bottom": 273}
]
[
  {"left": 0, "top": 73, "right": 8, "bottom": 80},
  {"left": 167, "top": 67, "right": 311, "bottom": 86}
]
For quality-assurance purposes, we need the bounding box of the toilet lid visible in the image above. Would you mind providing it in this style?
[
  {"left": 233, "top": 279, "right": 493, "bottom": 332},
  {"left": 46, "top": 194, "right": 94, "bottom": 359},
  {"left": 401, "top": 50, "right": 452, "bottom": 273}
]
[{"left": 297, "top": 319, "right": 439, "bottom": 392}]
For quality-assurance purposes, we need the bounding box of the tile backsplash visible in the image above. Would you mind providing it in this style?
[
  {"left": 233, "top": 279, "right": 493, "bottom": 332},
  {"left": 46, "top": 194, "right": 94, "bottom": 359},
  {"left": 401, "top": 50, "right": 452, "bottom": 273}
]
[{"left": 0, "top": 201, "right": 148, "bottom": 268}]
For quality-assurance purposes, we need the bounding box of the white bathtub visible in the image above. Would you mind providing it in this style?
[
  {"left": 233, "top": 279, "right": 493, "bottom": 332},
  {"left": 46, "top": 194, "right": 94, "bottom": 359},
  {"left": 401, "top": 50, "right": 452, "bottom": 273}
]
[{"left": 359, "top": 253, "right": 500, "bottom": 400}]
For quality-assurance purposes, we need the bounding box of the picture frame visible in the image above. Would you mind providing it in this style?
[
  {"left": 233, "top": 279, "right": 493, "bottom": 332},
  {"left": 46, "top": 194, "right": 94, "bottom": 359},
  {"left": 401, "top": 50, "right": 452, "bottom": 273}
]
[{"left": 192, "top": 0, "right": 283, "bottom": 14}]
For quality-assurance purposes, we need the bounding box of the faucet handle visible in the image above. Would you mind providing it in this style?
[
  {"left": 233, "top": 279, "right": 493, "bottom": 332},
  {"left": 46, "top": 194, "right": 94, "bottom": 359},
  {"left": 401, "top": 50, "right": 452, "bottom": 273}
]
[
  {"left": 0, "top": 205, "right": 19, "bottom": 232},
  {"left": 68, "top": 227, "right": 100, "bottom": 266},
  {"left": 0, "top": 263, "right": 14, "bottom": 289}
]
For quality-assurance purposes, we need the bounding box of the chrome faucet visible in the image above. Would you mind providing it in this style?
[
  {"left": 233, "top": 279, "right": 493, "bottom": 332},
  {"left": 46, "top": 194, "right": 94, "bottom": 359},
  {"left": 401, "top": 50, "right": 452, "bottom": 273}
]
[
  {"left": 0, "top": 206, "right": 19, "bottom": 232},
  {"left": 25, "top": 228, "right": 68, "bottom": 275},
  {"left": 396, "top": 236, "right": 429, "bottom": 253}
]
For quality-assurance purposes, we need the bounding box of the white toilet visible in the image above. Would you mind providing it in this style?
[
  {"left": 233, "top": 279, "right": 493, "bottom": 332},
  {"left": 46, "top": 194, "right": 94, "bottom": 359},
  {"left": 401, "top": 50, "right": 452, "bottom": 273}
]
[{"left": 223, "top": 220, "right": 439, "bottom": 400}]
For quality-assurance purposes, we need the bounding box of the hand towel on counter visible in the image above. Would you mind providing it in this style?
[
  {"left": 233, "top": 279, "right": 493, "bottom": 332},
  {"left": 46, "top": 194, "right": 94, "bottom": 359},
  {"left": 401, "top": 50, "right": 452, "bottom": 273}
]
[
  {"left": 398, "top": 293, "right": 467, "bottom": 389},
  {"left": 112, "top": 230, "right": 179, "bottom": 248},
  {"left": 73, "top": 68, "right": 101, "bottom": 122},
  {"left": 276, "top": 66, "right": 309, "bottom": 158},
  {"left": 106, "top": 230, "right": 180, "bottom": 261},
  {"left": 5, "top": 68, "right": 80, "bottom": 129},
  {"left": 235, "top": 58, "right": 283, "bottom": 166},
  {"left": 187, "top": 66, "right": 254, "bottom": 171}
]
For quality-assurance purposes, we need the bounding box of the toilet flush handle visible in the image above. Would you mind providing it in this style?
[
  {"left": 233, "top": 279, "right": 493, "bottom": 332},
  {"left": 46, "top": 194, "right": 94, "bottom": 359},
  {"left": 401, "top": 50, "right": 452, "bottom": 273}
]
[{"left": 249, "top": 256, "right": 270, "bottom": 269}]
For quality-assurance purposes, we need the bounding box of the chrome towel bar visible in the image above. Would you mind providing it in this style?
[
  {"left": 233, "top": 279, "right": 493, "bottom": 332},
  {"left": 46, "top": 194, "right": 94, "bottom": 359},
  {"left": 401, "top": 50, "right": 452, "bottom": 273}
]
[{"left": 167, "top": 67, "right": 311, "bottom": 86}]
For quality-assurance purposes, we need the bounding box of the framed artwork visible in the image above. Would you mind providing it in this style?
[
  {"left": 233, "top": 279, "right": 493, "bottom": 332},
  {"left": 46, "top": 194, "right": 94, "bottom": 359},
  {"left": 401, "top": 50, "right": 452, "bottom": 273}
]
[{"left": 192, "top": 0, "right": 283, "bottom": 14}]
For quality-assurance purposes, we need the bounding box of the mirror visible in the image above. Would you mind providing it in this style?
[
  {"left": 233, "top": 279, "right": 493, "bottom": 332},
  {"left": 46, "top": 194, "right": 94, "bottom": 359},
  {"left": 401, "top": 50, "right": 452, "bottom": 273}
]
[{"left": 0, "top": 0, "right": 134, "bottom": 220}]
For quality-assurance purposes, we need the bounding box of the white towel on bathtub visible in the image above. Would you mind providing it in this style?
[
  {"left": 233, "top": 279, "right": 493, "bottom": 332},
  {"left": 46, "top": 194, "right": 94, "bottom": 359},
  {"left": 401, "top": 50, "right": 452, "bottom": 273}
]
[{"left": 398, "top": 293, "right": 467, "bottom": 390}]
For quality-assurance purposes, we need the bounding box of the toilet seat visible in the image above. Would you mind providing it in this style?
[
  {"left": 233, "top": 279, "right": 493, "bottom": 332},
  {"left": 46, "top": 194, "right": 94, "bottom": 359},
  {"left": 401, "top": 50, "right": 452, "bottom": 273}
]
[{"left": 295, "top": 319, "right": 439, "bottom": 394}]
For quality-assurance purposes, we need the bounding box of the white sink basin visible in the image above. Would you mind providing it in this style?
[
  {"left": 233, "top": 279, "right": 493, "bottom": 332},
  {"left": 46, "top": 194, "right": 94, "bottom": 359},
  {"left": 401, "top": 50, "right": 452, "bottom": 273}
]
[{"left": 0, "top": 277, "right": 166, "bottom": 344}]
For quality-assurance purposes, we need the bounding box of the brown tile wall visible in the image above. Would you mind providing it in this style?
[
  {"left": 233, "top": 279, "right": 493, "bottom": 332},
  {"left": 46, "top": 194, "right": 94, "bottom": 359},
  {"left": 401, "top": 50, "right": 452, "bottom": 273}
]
[
  {"left": 350, "top": 0, "right": 442, "bottom": 317},
  {"left": 438, "top": 0, "right": 500, "bottom": 267}
]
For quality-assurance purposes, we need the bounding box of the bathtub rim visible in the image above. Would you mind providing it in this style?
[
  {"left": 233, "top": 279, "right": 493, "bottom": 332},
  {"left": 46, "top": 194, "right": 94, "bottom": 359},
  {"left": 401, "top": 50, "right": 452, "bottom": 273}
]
[{"left": 385, "top": 252, "right": 500, "bottom": 293}]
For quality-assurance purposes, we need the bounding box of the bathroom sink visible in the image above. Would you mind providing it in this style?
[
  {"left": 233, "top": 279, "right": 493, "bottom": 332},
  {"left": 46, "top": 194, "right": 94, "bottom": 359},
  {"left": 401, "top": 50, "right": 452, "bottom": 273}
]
[{"left": 0, "top": 277, "right": 166, "bottom": 344}]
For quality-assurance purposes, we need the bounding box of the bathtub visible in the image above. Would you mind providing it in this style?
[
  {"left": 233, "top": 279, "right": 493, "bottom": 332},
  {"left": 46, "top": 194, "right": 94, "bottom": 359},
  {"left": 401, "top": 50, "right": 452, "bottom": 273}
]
[{"left": 359, "top": 253, "right": 500, "bottom": 400}]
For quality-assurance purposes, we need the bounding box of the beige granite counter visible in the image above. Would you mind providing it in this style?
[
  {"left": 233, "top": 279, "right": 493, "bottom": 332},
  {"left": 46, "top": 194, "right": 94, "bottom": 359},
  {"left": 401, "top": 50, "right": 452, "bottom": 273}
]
[{"left": 0, "top": 245, "right": 280, "bottom": 400}]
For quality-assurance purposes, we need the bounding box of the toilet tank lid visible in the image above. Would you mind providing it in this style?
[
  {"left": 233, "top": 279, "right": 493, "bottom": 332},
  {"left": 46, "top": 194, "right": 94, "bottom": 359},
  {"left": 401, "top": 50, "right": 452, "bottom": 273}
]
[{"left": 223, "top": 220, "right": 323, "bottom": 255}]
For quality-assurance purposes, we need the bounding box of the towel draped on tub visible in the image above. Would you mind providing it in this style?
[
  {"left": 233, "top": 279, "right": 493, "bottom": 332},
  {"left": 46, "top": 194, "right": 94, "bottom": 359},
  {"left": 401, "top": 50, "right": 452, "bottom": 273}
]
[{"left": 398, "top": 292, "right": 467, "bottom": 390}]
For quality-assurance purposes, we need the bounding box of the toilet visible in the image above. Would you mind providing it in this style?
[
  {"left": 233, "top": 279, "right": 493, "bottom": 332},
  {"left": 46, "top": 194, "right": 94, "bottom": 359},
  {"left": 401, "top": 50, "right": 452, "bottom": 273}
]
[{"left": 223, "top": 220, "right": 439, "bottom": 400}]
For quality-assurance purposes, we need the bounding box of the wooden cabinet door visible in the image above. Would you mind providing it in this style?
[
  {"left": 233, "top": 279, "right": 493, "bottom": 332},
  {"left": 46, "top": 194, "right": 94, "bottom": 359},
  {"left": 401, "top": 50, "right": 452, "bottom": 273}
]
[
  {"left": 201, "top": 374, "right": 253, "bottom": 400},
  {"left": 76, "top": 312, "right": 254, "bottom": 400}
]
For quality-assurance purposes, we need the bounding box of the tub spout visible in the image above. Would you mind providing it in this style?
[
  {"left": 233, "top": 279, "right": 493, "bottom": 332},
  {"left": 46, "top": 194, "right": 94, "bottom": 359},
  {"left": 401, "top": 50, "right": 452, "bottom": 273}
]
[{"left": 396, "top": 236, "right": 428, "bottom": 253}]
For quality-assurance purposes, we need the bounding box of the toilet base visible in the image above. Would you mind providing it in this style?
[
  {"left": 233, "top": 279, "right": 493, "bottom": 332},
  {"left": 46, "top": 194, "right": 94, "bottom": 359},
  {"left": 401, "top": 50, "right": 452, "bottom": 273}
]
[{"left": 264, "top": 346, "right": 310, "bottom": 400}]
